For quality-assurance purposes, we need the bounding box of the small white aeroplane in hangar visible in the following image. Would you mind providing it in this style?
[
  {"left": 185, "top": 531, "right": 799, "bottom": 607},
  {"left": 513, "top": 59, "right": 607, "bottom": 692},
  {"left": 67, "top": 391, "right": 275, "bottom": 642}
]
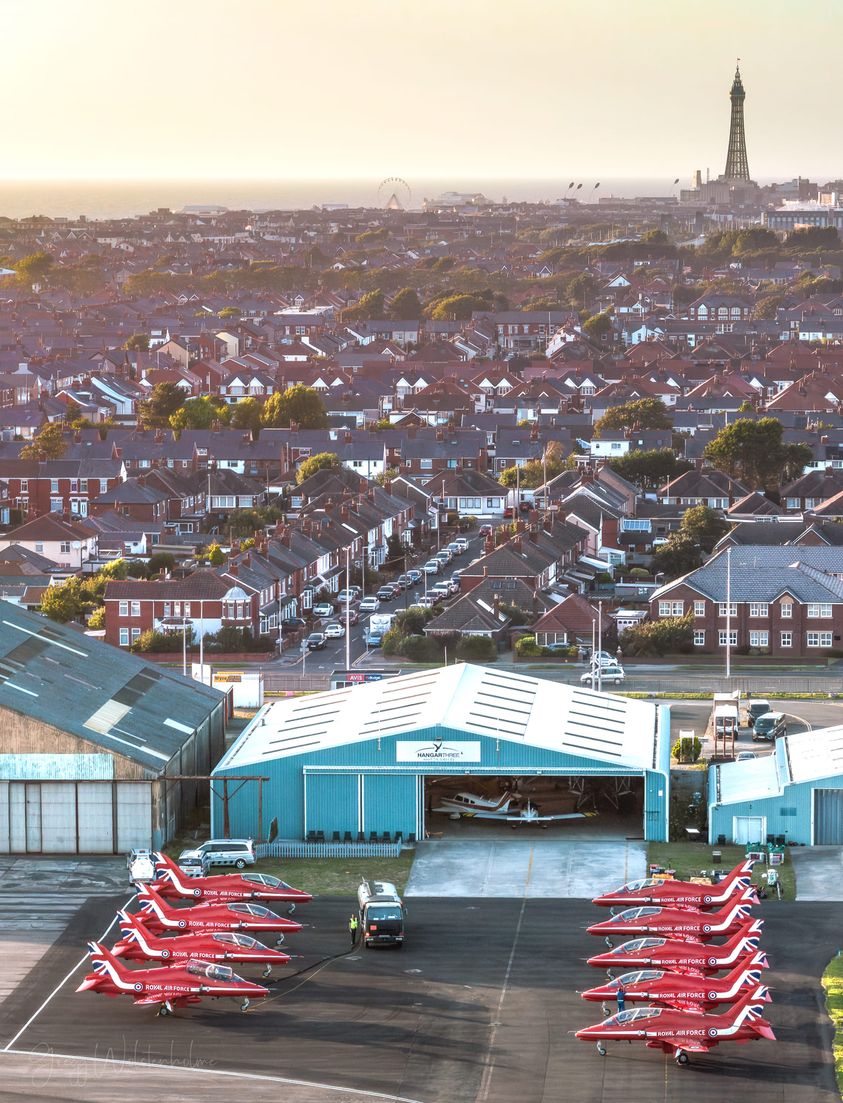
[{"left": 432, "top": 790, "right": 598, "bottom": 828}]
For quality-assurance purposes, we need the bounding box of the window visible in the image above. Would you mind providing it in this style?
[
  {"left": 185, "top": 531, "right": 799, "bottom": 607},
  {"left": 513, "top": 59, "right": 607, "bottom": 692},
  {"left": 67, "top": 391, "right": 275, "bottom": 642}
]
[
  {"left": 35, "top": 543, "right": 44, "bottom": 554},
  {"left": 50, "top": 479, "right": 59, "bottom": 494},
  {"left": 749, "top": 631, "right": 769, "bottom": 648},
  {"left": 749, "top": 603, "right": 769, "bottom": 618},
  {"left": 119, "top": 627, "right": 129, "bottom": 647},
  {"left": 486, "top": 498, "right": 498, "bottom": 508},
  {"left": 173, "top": 602, "right": 181, "bottom": 616},
  {"left": 183, "top": 603, "right": 191, "bottom": 617},
  {"left": 20, "top": 479, "right": 28, "bottom": 492},
  {"left": 131, "top": 627, "right": 141, "bottom": 643},
  {"left": 780, "top": 631, "right": 792, "bottom": 647},
  {"left": 807, "top": 631, "right": 833, "bottom": 648},
  {"left": 50, "top": 497, "right": 63, "bottom": 513},
  {"left": 59, "top": 541, "right": 70, "bottom": 554},
  {"left": 79, "top": 479, "right": 88, "bottom": 494},
  {"left": 118, "top": 601, "right": 128, "bottom": 616},
  {"left": 100, "top": 479, "right": 108, "bottom": 493},
  {"left": 130, "top": 601, "right": 141, "bottom": 617},
  {"left": 807, "top": 603, "right": 833, "bottom": 618},
  {"left": 780, "top": 602, "right": 793, "bottom": 619},
  {"left": 693, "top": 601, "right": 705, "bottom": 617},
  {"left": 718, "top": 630, "right": 738, "bottom": 646},
  {"left": 163, "top": 602, "right": 172, "bottom": 617},
  {"left": 718, "top": 603, "right": 738, "bottom": 617},
  {"left": 693, "top": 630, "right": 705, "bottom": 646},
  {"left": 659, "top": 601, "right": 683, "bottom": 617},
  {"left": 621, "top": 518, "right": 651, "bottom": 532}
]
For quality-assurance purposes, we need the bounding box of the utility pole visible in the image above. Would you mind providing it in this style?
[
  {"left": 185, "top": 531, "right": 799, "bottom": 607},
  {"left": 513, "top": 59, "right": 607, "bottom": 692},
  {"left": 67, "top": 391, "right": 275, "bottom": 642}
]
[
  {"left": 725, "top": 545, "right": 732, "bottom": 680},
  {"left": 597, "top": 601, "right": 603, "bottom": 693},
  {"left": 345, "top": 545, "right": 351, "bottom": 671}
]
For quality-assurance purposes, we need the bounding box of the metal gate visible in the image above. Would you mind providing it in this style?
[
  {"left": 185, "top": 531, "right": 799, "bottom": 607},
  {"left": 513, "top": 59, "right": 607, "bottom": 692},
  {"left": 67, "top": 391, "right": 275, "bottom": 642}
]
[{"left": 814, "top": 789, "right": 843, "bottom": 844}]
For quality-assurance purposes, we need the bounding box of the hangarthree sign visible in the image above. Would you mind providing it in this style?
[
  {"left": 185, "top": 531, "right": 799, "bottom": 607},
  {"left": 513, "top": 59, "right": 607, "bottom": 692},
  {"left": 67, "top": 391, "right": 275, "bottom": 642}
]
[{"left": 396, "top": 740, "right": 482, "bottom": 763}]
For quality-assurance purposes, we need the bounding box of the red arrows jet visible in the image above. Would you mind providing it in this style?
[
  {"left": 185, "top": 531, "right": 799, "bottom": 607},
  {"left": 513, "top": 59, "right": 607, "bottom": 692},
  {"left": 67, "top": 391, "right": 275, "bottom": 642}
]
[
  {"left": 135, "top": 883, "right": 301, "bottom": 939},
  {"left": 587, "top": 922, "right": 764, "bottom": 974},
  {"left": 580, "top": 952, "right": 769, "bottom": 1013},
  {"left": 153, "top": 852, "right": 311, "bottom": 906},
  {"left": 592, "top": 860, "right": 756, "bottom": 910},
  {"left": 587, "top": 895, "right": 756, "bottom": 942},
  {"left": 575, "top": 984, "right": 775, "bottom": 1065},
  {"left": 77, "top": 941, "right": 269, "bottom": 1017},
  {"left": 112, "top": 910, "right": 291, "bottom": 977}
]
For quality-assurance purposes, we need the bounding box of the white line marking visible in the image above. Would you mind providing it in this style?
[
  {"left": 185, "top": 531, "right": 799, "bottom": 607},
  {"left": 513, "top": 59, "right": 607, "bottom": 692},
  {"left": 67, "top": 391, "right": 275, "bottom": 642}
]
[
  {"left": 784, "top": 710, "right": 812, "bottom": 734},
  {"left": 1, "top": 1049, "right": 425, "bottom": 1102},
  {"left": 478, "top": 847, "right": 533, "bottom": 1102},
  {"left": 2, "top": 894, "right": 134, "bottom": 1052}
]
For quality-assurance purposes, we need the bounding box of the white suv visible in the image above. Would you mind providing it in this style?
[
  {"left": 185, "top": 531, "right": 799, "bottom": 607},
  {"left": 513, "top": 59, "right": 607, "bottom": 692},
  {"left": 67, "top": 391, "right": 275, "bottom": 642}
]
[{"left": 179, "top": 838, "right": 255, "bottom": 870}]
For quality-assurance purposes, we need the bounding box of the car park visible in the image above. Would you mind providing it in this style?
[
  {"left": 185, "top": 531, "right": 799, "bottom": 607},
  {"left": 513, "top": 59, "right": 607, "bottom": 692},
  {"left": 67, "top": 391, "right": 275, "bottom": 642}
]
[
  {"left": 376, "top": 585, "right": 395, "bottom": 601},
  {"left": 752, "top": 711, "right": 787, "bottom": 742},
  {"left": 312, "top": 603, "right": 334, "bottom": 618},
  {"left": 179, "top": 839, "right": 256, "bottom": 870},
  {"left": 324, "top": 622, "right": 345, "bottom": 638},
  {"left": 306, "top": 632, "right": 327, "bottom": 650},
  {"left": 422, "top": 560, "right": 440, "bottom": 574},
  {"left": 580, "top": 664, "right": 625, "bottom": 686},
  {"left": 359, "top": 595, "right": 381, "bottom": 612}
]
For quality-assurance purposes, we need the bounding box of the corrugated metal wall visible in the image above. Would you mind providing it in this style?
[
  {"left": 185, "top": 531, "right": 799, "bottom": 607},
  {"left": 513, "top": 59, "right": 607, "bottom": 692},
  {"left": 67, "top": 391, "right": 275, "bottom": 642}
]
[
  {"left": 814, "top": 789, "right": 843, "bottom": 844},
  {"left": 213, "top": 723, "right": 670, "bottom": 842},
  {"left": 709, "top": 770, "right": 843, "bottom": 845},
  {"left": 306, "top": 774, "right": 358, "bottom": 837},
  {"left": 0, "top": 780, "right": 153, "bottom": 853}
]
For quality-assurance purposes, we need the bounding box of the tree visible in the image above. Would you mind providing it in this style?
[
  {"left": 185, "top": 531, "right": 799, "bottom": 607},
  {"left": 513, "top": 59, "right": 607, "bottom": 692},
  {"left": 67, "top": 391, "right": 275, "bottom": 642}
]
[
  {"left": 785, "top": 226, "right": 840, "bottom": 250},
  {"left": 262, "top": 385, "right": 328, "bottom": 429},
  {"left": 608, "top": 448, "right": 693, "bottom": 489},
  {"left": 390, "top": 287, "right": 422, "bottom": 318},
  {"left": 703, "top": 417, "right": 813, "bottom": 491},
  {"left": 754, "top": 293, "right": 785, "bottom": 320},
  {"left": 40, "top": 578, "right": 89, "bottom": 623},
  {"left": 384, "top": 532, "right": 404, "bottom": 570},
  {"left": 620, "top": 612, "right": 695, "bottom": 656},
  {"left": 679, "top": 504, "right": 729, "bottom": 553},
  {"left": 344, "top": 289, "right": 384, "bottom": 322},
  {"left": 230, "top": 397, "right": 264, "bottom": 433},
  {"left": 566, "top": 272, "right": 597, "bottom": 308},
  {"left": 218, "top": 306, "right": 241, "bottom": 320},
  {"left": 19, "top": 422, "right": 66, "bottom": 460},
  {"left": 732, "top": 227, "right": 779, "bottom": 254},
  {"left": 147, "top": 551, "right": 176, "bottom": 576},
  {"left": 169, "top": 396, "right": 231, "bottom": 432},
  {"left": 296, "top": 452, "right": 340, "bottom": 484},
  {"left": 86, "top": 606, "right": 105, "bottom": 629},
  {"left": 200, "top": 543, "right": 225, "bottom": 566},
  {"left": 139, "top": 382, "right": 186, "bottom": 428},
  {"left": 594, "top": 398, "right": 672, "bottom": 437},
  {"left": 582, "top": 311, "right": 613, "bottom": 341},
  {"left": 124, "top": 333, "right": 149, "bottom": 351},
  {"left": 15, "top": 251, "right": 53, "bottom": 286}
]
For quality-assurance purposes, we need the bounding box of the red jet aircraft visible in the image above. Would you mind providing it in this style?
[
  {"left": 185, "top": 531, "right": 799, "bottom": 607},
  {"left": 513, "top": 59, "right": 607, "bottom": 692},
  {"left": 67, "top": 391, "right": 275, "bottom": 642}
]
[
  {"left": 592, "top": 860, "right": 756, "bottom": 910},
  {"left": 112, "top": 910, "right": 291, "bottom": 976},
  {"left": 587, "top": 895, "right": 756, "bottom": 942},
  {"left": 576, "top": 984, "right": 775, "bottom": 1065},
  {"left": 586, "top": 922, "right": 764, "bottom": 974},
  {"left": 580, "top": 952, "right": 768, "bottom": 1013},
  {"left": 77, "top": 941, "right": 268, "bottom": 1017},
  {"left": 153, "top": 852, "right": 312, "bottom": 906},
  {"left": 135, "top": 883, "right": 301, "bottom": 939}
]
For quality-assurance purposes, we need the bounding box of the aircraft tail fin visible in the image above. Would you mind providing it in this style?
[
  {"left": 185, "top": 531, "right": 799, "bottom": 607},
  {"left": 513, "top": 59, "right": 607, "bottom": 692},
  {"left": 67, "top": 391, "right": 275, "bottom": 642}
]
[
  {"left": 726, "top": 985, "right": 771, "bottom": 1026},
  {"left": 724, "top": 858, "right": 756, "bottom": 888},
  {"left": 77, "top": 940, "right": 127, "bottom": 990},
  {"left": 116, "top": 908, "right": 146, "bottom": 939}
]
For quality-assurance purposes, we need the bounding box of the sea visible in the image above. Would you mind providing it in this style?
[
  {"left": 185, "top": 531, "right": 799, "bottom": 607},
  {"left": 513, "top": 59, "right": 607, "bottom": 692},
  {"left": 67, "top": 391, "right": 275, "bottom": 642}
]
[{"left": 0, "top": 178, "right": 697, "bottom": 221}]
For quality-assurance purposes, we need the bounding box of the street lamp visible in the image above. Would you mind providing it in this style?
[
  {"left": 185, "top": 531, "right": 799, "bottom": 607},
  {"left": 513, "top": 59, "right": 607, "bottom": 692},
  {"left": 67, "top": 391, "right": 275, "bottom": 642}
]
[{"left": 345, "top": 545, "right": 351, "bottom": 671}]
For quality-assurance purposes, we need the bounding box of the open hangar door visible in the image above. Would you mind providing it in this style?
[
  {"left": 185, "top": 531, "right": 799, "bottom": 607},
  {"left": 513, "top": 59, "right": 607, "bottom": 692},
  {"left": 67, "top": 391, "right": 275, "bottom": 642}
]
[{"left": 423, "top": 774, "right": 644, "bottom": 838}]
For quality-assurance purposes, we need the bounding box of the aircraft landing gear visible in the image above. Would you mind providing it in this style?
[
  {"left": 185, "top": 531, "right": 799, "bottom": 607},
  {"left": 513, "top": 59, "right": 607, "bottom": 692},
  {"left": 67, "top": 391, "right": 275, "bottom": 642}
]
[
  {"left": 157, "top": 1000, "right": 174, "bottom": 1017},
  {"left": 604, "top": 937, "right": 614, "bottom": 948},
  {"left": 601, "top": 1003, "right": 610, "bottom": 1018},
  {"left": 262, "top": 965, "right": 272, "bottom": 978},
  {"left": 605, "top": 969, "right": 615, "bottom": 980},
  {"left": 240, "top": 998, "right": 251, "bottom": 1012},
  {"left": 596, "top": 1042, "right": 607, "bottom": 1057},
  {"left": 675, "top": 1050, "right": 689, "bottom": 1066},
  {"left": 287, "top": 903, "right": 296, "bottom": 915}
]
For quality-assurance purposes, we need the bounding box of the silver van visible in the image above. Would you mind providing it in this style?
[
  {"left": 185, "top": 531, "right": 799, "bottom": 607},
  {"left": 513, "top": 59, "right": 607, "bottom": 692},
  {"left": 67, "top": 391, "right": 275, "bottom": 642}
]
[
  {"left": 752, "top": 712, "right": 787, "bottom": 742},
  {"left": 179, "top": 838, "right": 255, "bottom": 870}
]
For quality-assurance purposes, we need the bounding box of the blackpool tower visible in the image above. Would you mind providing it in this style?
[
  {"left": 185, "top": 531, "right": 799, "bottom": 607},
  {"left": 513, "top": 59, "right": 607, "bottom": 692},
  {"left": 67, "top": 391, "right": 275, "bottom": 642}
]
[{"left": 723, "top": 62, "right": 750, "bottom": 181}]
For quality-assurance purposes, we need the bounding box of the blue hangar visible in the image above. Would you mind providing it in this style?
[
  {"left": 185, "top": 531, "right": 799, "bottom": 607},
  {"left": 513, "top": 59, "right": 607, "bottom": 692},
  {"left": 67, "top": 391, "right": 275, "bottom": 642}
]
[
  {"left": 709, "top": 725, "right": 843, "bottom": 845},
  {"left": 212, "top": 664, "right": 671, "bottom": 842}
]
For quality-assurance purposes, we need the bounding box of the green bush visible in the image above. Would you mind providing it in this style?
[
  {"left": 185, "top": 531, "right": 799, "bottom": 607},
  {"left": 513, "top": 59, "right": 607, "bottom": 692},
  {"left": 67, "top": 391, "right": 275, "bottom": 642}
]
[
  {"left": 515, "top": 634, "right": 543, "bottom": 657},
  {"left": 400, "top": 634, "right": 443, "bottom": 662},
  {"left": 671, "top": 735, "right": 703, "bottom": 763},
  {"left": 455, "top": 636, "right": 497, "bottom": 662},
  {"left": 381, "top": 626, "right": 404, "bottom": 656},
  {"left": 132, "top": 629, "right": 188, "bottom": 653},
  {"left": 620, "top": 612, "right": 694, "bottom": 657},
  {"left": 629, "top": 567, "right": 650, "bottom": 579}
]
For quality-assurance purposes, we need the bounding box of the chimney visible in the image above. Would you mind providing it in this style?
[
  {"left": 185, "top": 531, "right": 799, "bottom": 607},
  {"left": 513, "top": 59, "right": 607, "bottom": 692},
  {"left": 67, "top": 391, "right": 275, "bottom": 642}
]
[
  {"left": 483, "top": 566, "right": 488, "bottom": 576},
  {"left": 155, "top": 429, "right": 164, "bottom": 443},
  {"left": 367, "top": 488, "right": 375, "bottom": 501},
  {"left": 341, "top": 505, "right": 349, "bottom": 521},
  {"left": 228, "top": 562, "right": 238, "bottom": 576},
  {"left": 514, "top": 536, "right": 523, "bottom": 551},
  {"left": 529, "top": 529, "right": 538, "bottom": 543},
  {"left": 243, "top": 552, "right": 251, "bottom": 567},
  {"left": 344, "top": 431, "right": 353, "bottom": 443},
  {"left": 325, "top": 498, "right": 335, "bottom": 513},
  {"left": 493, "top": 594, "right": 500, "bottom": 615},
  {"left": 436, "top": 427, "right": 444, "bottom": 441},
  {"left": 384, "top": 479, "right": 392, "bottom": 493}
]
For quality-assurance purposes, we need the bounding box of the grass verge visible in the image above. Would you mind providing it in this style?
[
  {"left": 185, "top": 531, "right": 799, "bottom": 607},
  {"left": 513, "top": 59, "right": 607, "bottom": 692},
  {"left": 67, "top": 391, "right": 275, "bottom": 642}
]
[
  {"left": 647, "top": 841, "right": 795, "bottom": 901},
  {"left": 250, "top": 853, "right": 416, "bottom": 897},
  {"left": 823, "top": 953, "right": 843, "bottom": 1096}
]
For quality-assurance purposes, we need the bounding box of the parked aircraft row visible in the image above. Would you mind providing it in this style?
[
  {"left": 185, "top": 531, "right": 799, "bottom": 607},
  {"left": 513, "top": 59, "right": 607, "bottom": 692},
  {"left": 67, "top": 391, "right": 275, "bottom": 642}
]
[
  {"left": 576, "top": 859, "right": 776, "bottom": 1066},
  {"left": 77, "top": 852, "right": 310, "bottom": 1017}
]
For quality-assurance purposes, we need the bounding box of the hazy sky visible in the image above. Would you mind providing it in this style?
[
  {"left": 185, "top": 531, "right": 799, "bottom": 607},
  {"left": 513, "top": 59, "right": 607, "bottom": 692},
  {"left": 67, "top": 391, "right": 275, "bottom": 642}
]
[{"left": 3, "top": 0, "right": 840, "bottom": 183}]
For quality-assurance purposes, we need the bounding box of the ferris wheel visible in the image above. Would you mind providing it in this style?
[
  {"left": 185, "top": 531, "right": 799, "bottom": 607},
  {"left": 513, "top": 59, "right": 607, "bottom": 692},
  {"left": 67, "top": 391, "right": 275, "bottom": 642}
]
[{"left": 377, "top": 177, "right": 412, "bottom": 210}]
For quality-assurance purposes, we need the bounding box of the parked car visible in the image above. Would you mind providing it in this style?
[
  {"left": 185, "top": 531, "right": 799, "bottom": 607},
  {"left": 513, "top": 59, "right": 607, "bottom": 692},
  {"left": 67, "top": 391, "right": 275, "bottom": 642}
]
[
  {"left": 451, "top": 570, "right": 462, "bottom": 586},
  {"left": 179, "top": 839, "right": 255, "bottom": 870},
  {"left": 752, "top": 711, "right": 787, "bottom": 742},
  {"left": 544, "top": 641, "right": 573, "bottom": 654},
  {"left": 336, "top": 589, "right": 357, "bottom": 605},
  {"left": 422, "top": 560, "right": 440, "bottom": 574},
  {"left": 365, "top": 631, "right": 383, "bottom": 648},
  {"left": 324, "top": 622, "right": 345, "bottom": 638},
  {"left": 376, "top": 585, "right": 395, "bottom": 602},
  {"left": 447, "top": 541, "right": 463, "bottom": 556},
  {"left": 479, "top": 524, "right": 493, "bottom": 537},
  {"left": 736, "top": 751, "right": 758, "bottom": 761},
  {"left": 347, "top": 608, "right": 360, "bottom": 625},
  {"left": 359, "top": 595, "right": 381, "bottom": 612},
  {"left": 414, "top": 595, "right": 437, "bottom": 609},
  {"left": 580, "top": 664, "right": 625, "bottom": 687},
  {"left": 430, "top": 583, "right": 451, "bottom": 599},
  {"left": 306, "top": 632, "right": 327, "bottom": 650},
  {"left": 406, "top": 569, "right": 423, "bottom": 584},
  {"left": 396, "top": 575, "right": 410, "bottom": 590},
  {"left": 388, "top": 581, "right": 403, "bottom": 597},
  {"left": 454, "top": 537, "right": 469, "bottom": 551},
  {"left": 746, "top": 699, "right": 771, "bottom": 727},
  {"left": 280, "top": 617, "right": 307, "bottom": 635},
  {"left": 312, "top": 603, "right": 334, "bottom": 618},
  {"left": 582, "top": 649, "right": 616, "bottom": 667},
  {"left": 435, "top": 548, "right": 452, "bottom": 563}
]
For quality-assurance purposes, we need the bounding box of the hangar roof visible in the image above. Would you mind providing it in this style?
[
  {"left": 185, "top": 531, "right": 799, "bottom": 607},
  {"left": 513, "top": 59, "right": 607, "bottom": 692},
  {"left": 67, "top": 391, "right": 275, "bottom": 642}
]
[
  {"left": 218, "top": 663, "right": 663, "bottom": 774},
  {"left": 713, "top": 724, "right": 843, "bottom": 805},
  {"left": 0, "top": 603, "right": 225, "bottom": 774}
]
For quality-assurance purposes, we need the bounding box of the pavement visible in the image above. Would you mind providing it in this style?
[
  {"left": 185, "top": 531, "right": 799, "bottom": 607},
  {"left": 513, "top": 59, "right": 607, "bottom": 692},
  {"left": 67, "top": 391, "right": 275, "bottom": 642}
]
[
  {"left": 405, "top": 838, "right": 646, "bottom": 898},
  {"left": 791, "top": 846, "right": 843, "bottom": 900},
  {"left": 0, "top": 894, "right": 838, "bottom": 1103}
]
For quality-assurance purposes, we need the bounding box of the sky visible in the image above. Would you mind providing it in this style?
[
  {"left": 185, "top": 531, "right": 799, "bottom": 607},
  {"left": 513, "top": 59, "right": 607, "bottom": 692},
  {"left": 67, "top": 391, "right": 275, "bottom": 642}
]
[{"left": 2, "top": 0, "right": 841, "bottom": 183}]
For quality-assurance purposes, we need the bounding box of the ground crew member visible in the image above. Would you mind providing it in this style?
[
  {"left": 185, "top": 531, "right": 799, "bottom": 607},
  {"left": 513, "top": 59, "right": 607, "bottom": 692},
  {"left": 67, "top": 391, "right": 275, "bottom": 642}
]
[
  {"left": 616, "top": 982, "right": 626, "bottom": 1013},
  {"left": 349, "top": 913, "right": 359, "bottom": 946}
]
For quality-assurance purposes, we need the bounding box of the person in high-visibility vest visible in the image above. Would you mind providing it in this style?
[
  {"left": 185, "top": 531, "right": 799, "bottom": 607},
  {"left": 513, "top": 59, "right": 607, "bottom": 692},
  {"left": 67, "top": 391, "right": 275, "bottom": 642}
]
[{"left": 349, "top": 914, "right": 359, "bottom": 946}]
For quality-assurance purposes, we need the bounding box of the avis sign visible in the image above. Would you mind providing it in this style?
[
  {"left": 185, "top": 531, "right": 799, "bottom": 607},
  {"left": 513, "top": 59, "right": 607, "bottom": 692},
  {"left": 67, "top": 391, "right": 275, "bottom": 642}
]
[{"left": 396, "top": 740, "right": 481, "bottom": 763}]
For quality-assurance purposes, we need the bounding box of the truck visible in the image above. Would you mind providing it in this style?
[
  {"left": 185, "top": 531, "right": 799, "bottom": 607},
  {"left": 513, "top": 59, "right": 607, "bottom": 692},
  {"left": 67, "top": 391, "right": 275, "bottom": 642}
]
[
  {"left": 369, "top": 612, "right": 396, "bottom": 636},
  {"left": 357, "top": 880, "right": 406, "bottom": 948}
]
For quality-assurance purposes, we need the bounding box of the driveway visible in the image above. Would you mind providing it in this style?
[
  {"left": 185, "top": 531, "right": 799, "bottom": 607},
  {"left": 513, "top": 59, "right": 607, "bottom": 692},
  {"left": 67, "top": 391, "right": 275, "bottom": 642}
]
[
  {"left": 791, "top": 845, "right": 843, "bottom": 900},
  {"left": 404, "top": 838, "right": 645, "bottom": 899}
]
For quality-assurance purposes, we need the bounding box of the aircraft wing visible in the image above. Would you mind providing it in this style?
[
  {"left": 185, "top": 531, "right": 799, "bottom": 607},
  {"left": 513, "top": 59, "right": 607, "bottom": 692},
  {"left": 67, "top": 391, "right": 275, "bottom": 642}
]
[
  {"left": 133, "top": 994, "right": 169, "bottom": 1005},
  {"left": 505, "top": 811, "right": 599, "bottom": 822}
]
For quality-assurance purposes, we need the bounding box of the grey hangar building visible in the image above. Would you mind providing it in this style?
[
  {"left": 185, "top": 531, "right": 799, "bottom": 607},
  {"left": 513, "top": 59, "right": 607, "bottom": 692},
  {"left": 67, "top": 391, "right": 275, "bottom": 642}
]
[{"left": 212, "top": 664, "right": 672, "bottom": 844}]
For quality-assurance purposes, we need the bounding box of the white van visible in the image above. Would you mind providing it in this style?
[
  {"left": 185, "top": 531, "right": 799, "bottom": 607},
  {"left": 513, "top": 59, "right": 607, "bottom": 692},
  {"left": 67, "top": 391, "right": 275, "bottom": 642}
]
[{"left": 179, "top": 838, "right": 255, "bottom": 870}]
